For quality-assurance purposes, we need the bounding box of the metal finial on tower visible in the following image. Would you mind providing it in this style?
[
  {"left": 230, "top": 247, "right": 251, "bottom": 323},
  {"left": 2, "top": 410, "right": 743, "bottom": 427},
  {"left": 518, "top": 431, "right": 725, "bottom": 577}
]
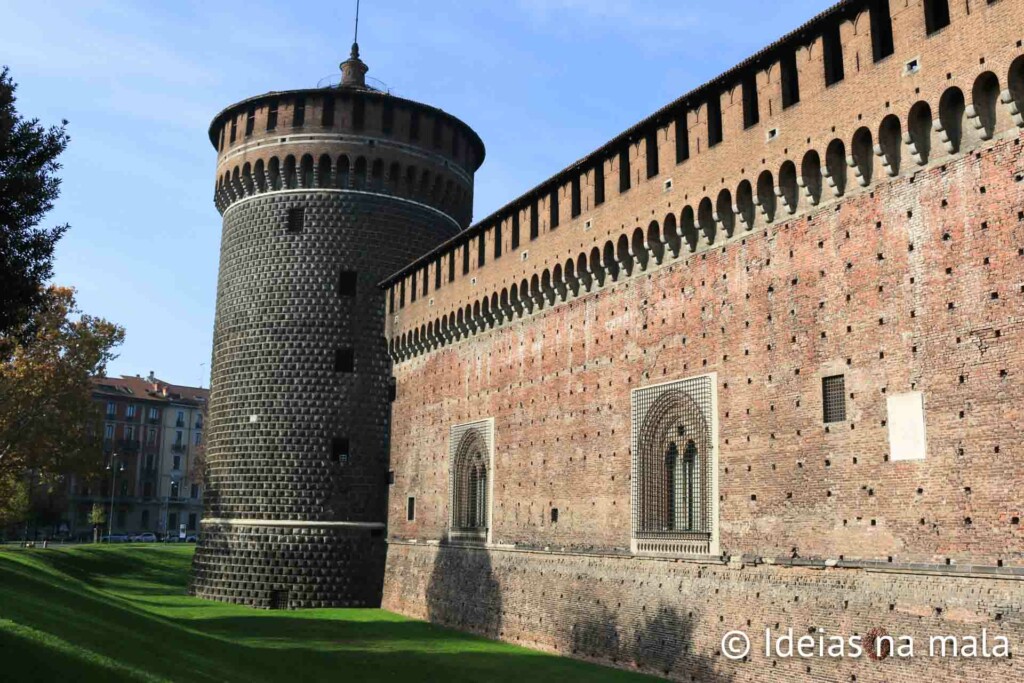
[{"left": 340, "top": 0, "right": 369, "bottom": 89}]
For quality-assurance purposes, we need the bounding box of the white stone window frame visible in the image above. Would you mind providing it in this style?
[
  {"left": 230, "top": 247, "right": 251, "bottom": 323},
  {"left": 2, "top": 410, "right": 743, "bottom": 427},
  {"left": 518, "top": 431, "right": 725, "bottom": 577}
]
[{"left": 448, "top": 417, "right": 495, "bottom": 545}]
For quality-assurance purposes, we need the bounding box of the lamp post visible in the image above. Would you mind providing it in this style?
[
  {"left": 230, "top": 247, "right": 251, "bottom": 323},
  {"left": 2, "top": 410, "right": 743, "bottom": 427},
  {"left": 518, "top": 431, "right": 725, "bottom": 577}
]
[{"left": 106, "top": 454, "right": 125, "bottom": 540}]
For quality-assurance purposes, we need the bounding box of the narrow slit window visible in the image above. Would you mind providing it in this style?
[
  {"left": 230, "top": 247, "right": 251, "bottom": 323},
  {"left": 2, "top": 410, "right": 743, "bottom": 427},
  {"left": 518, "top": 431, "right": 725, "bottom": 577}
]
[
  {"left": 229, "top": 118, "right": 237, "bottom": 143},
  {"left": 924, "top": 0, "right": 950, "bottom": 35},
  {"left": 781, "top": 51, "right": 800, "bottom": 108},
  {"left": 822, "top": 24, "right": 845, "bottom": 86},
  {"left": 707, "top": 96, "right": 723, "bottom": 146},
  {"left": 571, "top": 176, "right": 581, "bottom": 218},
  {"left": 245, "top": 106, "right": 255, "bottom": 136},
  {"left": 407, "top": 497, "right": 416, "bottom": 521},
  {"left": 618, "top": 148, "right": 631, "bottom": 193},
  {"left": 266, "top": 100, "right": 279, "bottom": 131},
  {"left": 822, "top": 374, "right": 847, "bottom": 423},
  {"left": 869, "top": 0, "right": 895, "bottom": 62},
  {"left": 742, "top": 74, "right": 759, "bottom": 128},
  {"left": 286, "top": 207, "right": 305, "bottom": 233},
  {"left": 645, "top": 130, "right": 659, "bottom": 178},
  {"left": 335, "top": 348, "right": 355, "bottom": 373},
  {"left": 675, "top": 114, "right": 690, "bottom": 162},
  {"left": 338, "top": 270, "right": 357, "bottom": 297},
  {"left": 293, "top": 96, "right": 306, "bottom": 127},
  {"left": 321, "top": 95, "right": 335, "bottom": 127}
]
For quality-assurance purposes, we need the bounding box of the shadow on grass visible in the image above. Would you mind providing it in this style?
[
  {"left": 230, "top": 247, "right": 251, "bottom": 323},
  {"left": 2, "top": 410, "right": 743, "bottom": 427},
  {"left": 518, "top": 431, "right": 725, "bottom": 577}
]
[{"left": 0, "top": 547, "right": 654, "bottom": 683}]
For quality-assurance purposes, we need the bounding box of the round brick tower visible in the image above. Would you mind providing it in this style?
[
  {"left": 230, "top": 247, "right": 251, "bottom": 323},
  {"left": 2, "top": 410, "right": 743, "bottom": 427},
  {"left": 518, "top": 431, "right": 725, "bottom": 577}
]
[{"left": 190, "top": 45, "right": 484, "bottom": 608}]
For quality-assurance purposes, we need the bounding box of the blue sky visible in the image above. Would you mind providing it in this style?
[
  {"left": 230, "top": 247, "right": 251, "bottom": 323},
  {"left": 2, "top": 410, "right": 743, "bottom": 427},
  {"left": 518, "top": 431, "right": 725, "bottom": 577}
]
[{"left": 3, "top": 0, "right": 829, "bottom": 386}]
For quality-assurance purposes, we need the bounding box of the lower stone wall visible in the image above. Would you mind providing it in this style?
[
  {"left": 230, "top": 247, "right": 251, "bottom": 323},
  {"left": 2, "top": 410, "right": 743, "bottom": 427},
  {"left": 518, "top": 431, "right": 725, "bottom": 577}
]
[
  {"left": 190, "top": 523, "right": 386, "bottom": 608},
  {"left": 383, "top": 541, "right": 1023, "bottom": 682}
]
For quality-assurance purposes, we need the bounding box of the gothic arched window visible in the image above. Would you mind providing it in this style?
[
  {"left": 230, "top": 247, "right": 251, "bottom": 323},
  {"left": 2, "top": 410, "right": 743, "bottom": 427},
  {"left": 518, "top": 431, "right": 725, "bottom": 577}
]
[{"left": 449, "top": 420, "right": 493, "bottom": 543}]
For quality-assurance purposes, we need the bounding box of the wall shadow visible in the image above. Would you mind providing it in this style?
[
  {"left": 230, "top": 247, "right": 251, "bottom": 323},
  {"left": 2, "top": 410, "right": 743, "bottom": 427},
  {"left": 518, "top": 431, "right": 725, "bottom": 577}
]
[{"left": 425, "top": 543, "right": 502, "bottom": 639}]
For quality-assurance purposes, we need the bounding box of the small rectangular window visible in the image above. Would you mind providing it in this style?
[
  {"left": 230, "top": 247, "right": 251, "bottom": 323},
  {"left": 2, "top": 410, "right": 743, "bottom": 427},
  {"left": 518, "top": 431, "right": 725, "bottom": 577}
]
[
  {"left": 822, "top": 374, "right": 847, "bottom": 423},
  {"left": 188, "top": 513, "right": 197, "bottom": 530},
  {"left": 407, "top": 496, "right": 416, "bottom": 521},
  {"left": 550, "top": 508, "right": 559, "bottom": 523},
  {"left": 924, "top": 0, "right": 950, "bottom": 35},
  {"left": 286, "top": 207, "right": 304, "bottom": 233},
  {"left": 331, "top": 436, "right": 350, "bottom": 464},
  {"left": 594, "top": 162, "right": 605, "bottom": 205},
  {"left": 645, "top": 130, "right": 659, "bottom": 178},
  {"left": 530, "top": 203, "right": 539, "bottom": 240},
  {"left": 322, "top": 95, "right": 335, "bottom": 127},
  {"left": 352, "top": 97, "right": 365, "bottom": 130},
  {"left": 229, "top": 118, "right": 237, "bottom": 143},
  {"left": 869, "top": 0, "right": 895, "bottom": 62},
  {"left": 293, "top": 96, "right": 306, "bottom": 127},
  {"left": 707, "top": 96, "right": 723, "bottom": 146},
  {"left": 570, "top": 176, "right": 581, "bottom": 218},
  {"left": 245, "top": 106, "right": 255, "bottom": 136},
  {"left": 388, "top": 470, "right": 395, "bottom": 485},
  {"left": 742, "top": 74, "right": 759, "bottom": 128},
  {"left": 338, "top": 270, "right": 357, "bottom": 297},
  {"left": 267, "top": 100, "right": 279, "bottom": 130},
  {"left": 511, "top": 212, "right": 521, "bottom": 250},
  {"left": 781, "top": 51, "right": 800, "bottom": 108},
  {"left": 549, "top": 189, "right": 559, "bottom": 229},
  {"left": 674, "top": 114, "right": 689, "bottom": 163},
  {"left": 822, "top": 24, "right": 845, "bottom": 86},
  {"left": 618, "top": 148, "right": 631, "bottom": 193},
  {"left": 335, "top": 348, "right": 355, "bottom": 373},
  {"left": 382, "top": 101, "right": 394, "bottom": 134}
]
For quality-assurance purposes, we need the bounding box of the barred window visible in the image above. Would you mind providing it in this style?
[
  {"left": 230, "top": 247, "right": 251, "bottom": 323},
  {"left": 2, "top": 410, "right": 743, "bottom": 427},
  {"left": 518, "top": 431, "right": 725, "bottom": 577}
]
[
  {"left": 822, "top": 374, "right": 846, "bottom": 423},
  {"left": 449, "top": 419, "right": 493, "bottom": 543},
  {"left": 632, "top": 375, "right": 717, "bottom": 556}
]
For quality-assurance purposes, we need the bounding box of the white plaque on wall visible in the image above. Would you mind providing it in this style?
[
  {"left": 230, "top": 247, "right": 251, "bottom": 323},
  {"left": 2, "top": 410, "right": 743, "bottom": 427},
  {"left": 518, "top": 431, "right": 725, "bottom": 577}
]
[{"left": 887, "top": 391, "right": 927, "bottom": 461}]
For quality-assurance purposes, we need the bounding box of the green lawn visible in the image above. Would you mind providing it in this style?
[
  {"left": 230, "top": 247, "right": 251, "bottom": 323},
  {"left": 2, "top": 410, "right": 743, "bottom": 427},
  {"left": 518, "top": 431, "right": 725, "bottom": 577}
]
[{"left": 0, "top": 544, "right": 653, "bottom": 682}]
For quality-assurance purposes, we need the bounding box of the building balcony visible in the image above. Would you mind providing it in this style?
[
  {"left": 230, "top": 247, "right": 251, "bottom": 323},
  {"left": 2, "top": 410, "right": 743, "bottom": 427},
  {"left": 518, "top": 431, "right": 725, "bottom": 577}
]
[
  {"left": 123, "top": 413, "right": 138, "bottom": 422},
  {"left": 147, "top": 417, "right": 160, "bottom": 425},
  {"left": 170, "top": 443, "right": 187, "bottom": 453},
  {"left": 175, "top": 418, "right": 185, "bottom": 428},
  {"left": 116, "top": 439, "right": 140, "bottom": 452}
]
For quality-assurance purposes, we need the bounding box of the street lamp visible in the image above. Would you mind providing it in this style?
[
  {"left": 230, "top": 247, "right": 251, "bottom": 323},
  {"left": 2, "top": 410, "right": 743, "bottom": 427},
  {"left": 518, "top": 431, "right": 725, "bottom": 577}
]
[{"left": 106, "top": 454, "right": 126, "bottom": 540}]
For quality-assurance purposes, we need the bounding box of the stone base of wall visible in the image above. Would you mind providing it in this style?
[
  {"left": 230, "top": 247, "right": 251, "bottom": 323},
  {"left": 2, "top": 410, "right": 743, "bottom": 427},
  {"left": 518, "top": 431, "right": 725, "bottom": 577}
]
[
  {"left": 190, "top": 523, "right": 386, "bottom": 608},
  {"left": 383, "top": 541, "right": 1023, "bottom": 682}
]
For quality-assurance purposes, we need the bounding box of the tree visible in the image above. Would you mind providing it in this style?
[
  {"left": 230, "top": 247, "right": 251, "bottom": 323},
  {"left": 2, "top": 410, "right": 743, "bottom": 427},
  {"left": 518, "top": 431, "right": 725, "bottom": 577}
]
[
  {"left": 0, "top": 287, "right": 124, "bottom": 491},
  {"left": 89, "top": 503, "right": 105, "bottom": 543},
  {"left": 0, "top": 474, "right": 30, "bottom": 538},
  {"left": 0, "top": 66, "right": 70, "bottom": 352}
]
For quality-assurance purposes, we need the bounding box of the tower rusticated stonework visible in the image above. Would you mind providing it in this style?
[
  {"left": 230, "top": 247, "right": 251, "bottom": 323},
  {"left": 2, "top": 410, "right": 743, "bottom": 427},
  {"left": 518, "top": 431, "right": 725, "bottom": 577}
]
[{"left": 189, "top": 46, "right": 484, "bottom": 608}]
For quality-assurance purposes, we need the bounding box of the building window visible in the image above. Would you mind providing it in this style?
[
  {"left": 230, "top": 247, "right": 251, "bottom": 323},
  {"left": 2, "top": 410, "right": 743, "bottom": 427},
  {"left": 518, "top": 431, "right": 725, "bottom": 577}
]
[
  {"left": 141, "top": 510, "right": 150, "bottom": 528},
  {"left": 169, "top": 512, "right": 178, "bottom": 531},
  {"left": 781, "top": 50, "right": 800, "bottom": 108},
  {"left": 742, "top": 73, "right": 759, "bottom": 128},
  {"left": 645, "top": 130, "right": 659, "bottom": 178},
  {"left": 332, "top": 437, "right": 350, "bottom": 464},
  {"left": 407, "top": 496, "right": 416, "bottom": 521},
  {"left": 190, "top": 484, "right": 199, "bottom": 499},
  {"left": 125, "top": 425, "right": 135, "bottom": 440},
  {"left": 869, "top": 0, "right": 895, "bottom": 61},
  {"left": 126, "top": 404, "right": 136, "bottom": 418},
  {"left": 449, "top": 419, "right": 493, "bottom": 543},
  {"left": 631, "top": 375, "right": 717, "bottom": 556},
  {"left": 674, "top": 114, "right": 690, "bottom": 163},
  {"left": 245, "top": 106, "right": 255, "bottom": 136},
  {"left": 143, "top": 482, "right": 153, "bottom": 499},
  {"left": 338, "top": 270, "right": 357, "bottom": 297},
  {"left": 292, "top": 96, "right": 306, "bottom": 127},
  {"left": 172, "top": 455, "right": 181, "bottom": 470},
  {"left": 822, "top": 374, "right": 847, "bottom": 423},
  {"left": 924, "top": 0, "right": 950, "bottom": 34},
  {"left": 148, "top": 407, "right": 158, "bottom": 421},
  {"left": 286, "top": 207, "right": 305, "bottom": 233},
  {"left": 822, "top": 24, "right": 845, "bottom": 86},
  {"left": 321, "top": 94, "right": 335, "bottom": 126},
  {"left": 551, "top": 508, "right": 559, "bottom": 523},
  {"left": 188, "top": 513, "right": 197, "bottom": 531},
  {"left": 267, "top": 99, "right": 279, "bottom": 130},
  {"left": 193, "top": 431, "right": 201, "bottom": 446},
  {"left": 147, "top": 428, "right": 156, "bottom": 445},
  {"left": 170, "top": 480, "right": 180, "bottom": 498},
  {"left": 176, "top": 411, "right": 185, "bottom": 427},
  {"left": 335, "top": 348, "right": 355, "bottom": 373},
  {"left": 594, "top": 161, "right": 605, "bottom": 205},
  {"left": 229, "top": 117, "right": 237, "bottom": 143},
  {"left": 618, "top": 148, "right": 631, "bottom": 193},
  {"left": 106, "top": 402, "right": 116, "bottom": 417},
  {"left": 104, "top": 424, "right": 114, "bottom": 440},
  {"left": 707, "top": 96, "right": 723, "bottom": 146}
]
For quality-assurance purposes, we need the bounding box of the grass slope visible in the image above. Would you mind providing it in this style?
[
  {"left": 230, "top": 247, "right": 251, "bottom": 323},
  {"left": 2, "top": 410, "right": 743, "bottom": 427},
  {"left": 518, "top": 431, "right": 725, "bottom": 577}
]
[{"left": 0, "top": 545, "right": 653, "bottom": 682}]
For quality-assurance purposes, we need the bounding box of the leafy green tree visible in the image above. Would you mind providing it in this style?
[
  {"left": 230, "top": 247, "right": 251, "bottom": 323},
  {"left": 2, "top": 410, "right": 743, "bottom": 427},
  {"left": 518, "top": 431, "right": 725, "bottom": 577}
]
[
  {"left": 0, "top": 65, "right": 70, "bottom": 353},
  {"left": 89, "top": 503, "right": 105, "bottom": 543}
]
